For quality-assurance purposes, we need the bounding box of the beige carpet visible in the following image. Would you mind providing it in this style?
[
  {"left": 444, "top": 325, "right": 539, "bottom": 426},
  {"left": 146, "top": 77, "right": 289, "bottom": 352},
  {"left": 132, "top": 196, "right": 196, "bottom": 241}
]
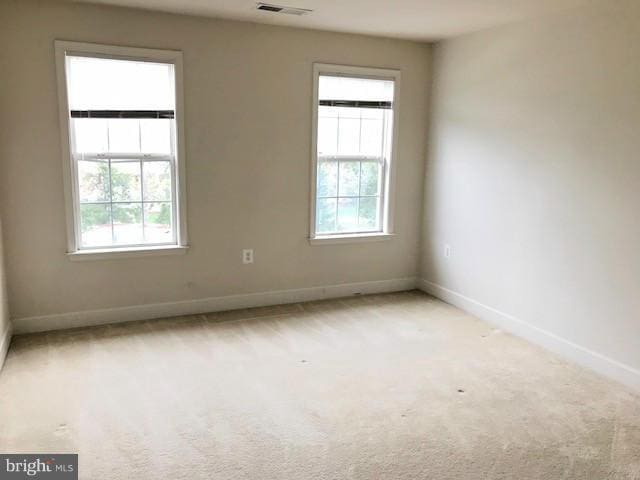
[{"left": 0, "top": 291, "right": 639, "bottom": 479}]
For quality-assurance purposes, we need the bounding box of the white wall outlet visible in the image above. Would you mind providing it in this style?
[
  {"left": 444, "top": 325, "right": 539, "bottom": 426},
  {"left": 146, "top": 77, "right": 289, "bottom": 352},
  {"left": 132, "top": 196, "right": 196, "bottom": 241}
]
[
  {"left": 444, "top": 244, "right": 451, "bottom": 259},
  {"left": 242, "top": 249, "right": 254, "bottom": 264}
]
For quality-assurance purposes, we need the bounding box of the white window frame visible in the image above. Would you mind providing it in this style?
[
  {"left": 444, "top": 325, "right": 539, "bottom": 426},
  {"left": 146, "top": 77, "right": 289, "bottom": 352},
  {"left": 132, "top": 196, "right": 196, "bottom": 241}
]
[
  {"left": 54, "top": 41, "right": 188, "bottom": 260},
  {"left": 309, "top": 63, "right": 400, "bottom": 245}
]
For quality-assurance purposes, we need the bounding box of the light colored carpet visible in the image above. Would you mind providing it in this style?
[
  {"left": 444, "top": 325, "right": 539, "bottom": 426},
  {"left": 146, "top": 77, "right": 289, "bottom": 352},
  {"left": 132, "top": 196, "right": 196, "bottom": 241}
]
[{"left": 0, "top": 291, "right": 639, "bottom": 479}]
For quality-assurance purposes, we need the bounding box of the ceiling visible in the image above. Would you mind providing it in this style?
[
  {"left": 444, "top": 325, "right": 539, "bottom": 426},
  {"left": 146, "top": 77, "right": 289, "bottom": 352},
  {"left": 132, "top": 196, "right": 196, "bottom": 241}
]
[{"left": 71, "top": 0, "right": 590, "bottom": 41}]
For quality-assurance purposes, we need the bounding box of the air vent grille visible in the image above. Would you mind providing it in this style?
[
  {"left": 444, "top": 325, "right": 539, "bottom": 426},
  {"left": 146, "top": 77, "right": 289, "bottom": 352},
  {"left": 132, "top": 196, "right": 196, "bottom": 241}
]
[
  {"left": 256, "top": 3, "right": 313, "bottom": 15},
  {"left": 257, "top": 3, "right": 282, "bottom": 12}
]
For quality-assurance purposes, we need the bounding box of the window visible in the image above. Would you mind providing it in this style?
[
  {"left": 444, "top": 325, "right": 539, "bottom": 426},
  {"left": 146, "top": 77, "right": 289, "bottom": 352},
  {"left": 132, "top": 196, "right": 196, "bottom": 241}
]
[
  {"left": 55, "top": 41, "right": 187, "bottom": 257},
  {"left": 310, "top": 64, "right": 399, "bottom": 243}
]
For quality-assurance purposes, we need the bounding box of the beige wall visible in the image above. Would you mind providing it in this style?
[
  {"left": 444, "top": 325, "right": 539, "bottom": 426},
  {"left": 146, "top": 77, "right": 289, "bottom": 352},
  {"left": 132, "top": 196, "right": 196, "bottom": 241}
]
[
  {"left": 0, "top": 0, "right": 430, "bottom": 325},
  {"left": 423, "top": 0, "right": 640, "bottom": 373}
]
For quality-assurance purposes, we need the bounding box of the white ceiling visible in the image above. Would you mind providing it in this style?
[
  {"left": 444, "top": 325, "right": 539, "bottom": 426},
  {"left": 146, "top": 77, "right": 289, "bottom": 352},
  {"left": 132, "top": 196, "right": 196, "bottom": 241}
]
[{"left": 71, "top": 0, "right": 590, "bottom": 41}]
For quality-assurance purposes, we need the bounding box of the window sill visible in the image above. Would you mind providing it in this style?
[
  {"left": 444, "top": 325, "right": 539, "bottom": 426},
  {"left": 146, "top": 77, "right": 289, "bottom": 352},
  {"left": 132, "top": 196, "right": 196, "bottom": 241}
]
[
  {"left": 309, "top": 233, "right": 395, "bottom": 245},
  {"left": 67, "top": 245, "right": 189, "bottom": 261}
]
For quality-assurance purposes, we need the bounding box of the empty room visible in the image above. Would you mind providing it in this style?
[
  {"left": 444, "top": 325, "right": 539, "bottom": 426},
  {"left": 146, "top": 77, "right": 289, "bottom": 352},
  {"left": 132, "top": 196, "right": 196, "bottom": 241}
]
[{"left": 0, "top": 0, "right": 639, "bottom": 478}]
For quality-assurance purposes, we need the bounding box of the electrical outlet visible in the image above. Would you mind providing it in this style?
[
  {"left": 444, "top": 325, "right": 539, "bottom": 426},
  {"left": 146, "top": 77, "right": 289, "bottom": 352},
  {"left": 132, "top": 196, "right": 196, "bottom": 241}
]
[
  {"left": 242, "top": 249, "right": 254, "bottom": 264},
  {"left": 444, "top": 244, "right": 451, "bottom": 259}
]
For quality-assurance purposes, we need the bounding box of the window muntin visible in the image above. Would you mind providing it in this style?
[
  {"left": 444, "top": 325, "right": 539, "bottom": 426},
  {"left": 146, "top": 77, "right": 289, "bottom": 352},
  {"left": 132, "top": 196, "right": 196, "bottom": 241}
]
[
  {"left": 314, "top": 73, "right": 395, "bottom": 236},
  {"left": 64, "top": 54, "right": 179, "bottom": 250}
]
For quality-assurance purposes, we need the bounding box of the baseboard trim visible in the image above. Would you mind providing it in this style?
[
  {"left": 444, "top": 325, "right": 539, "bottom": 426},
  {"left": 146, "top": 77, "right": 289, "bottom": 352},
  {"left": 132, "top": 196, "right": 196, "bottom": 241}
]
[
  {"left": 13, "top": 277, "right": 418, "bottom": 334},
  {"left": 418, "top": 279, "right": 640, "bottom": 392},
  {"left": 0, "top": 322, "right": 12, "bottom": 371}
]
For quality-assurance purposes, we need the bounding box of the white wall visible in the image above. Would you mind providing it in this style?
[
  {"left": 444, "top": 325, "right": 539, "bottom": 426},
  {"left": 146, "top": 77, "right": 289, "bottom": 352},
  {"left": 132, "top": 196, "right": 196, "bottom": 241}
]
[
  {"left": 0, "top": 0, "right": 430, "bottom": 329},
  {"left": 422, "top": 0, "right": 640, "bottom": 386}
]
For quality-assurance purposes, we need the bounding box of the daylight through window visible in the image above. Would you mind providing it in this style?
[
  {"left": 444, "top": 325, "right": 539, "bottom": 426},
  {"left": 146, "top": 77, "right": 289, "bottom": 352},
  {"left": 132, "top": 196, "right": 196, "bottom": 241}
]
[
  {"left": 314, "top": 71, "right": 396, "bottom": 237},
  {"left": 64, "top": 53, "right": 180, "bottom": 250}
]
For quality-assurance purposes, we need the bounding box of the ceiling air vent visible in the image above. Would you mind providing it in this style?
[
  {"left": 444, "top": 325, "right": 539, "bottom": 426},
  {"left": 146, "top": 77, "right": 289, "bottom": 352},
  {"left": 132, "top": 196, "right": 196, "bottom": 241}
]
[{"left": 256, "top": 3, "right": 313, "bottom": 16}]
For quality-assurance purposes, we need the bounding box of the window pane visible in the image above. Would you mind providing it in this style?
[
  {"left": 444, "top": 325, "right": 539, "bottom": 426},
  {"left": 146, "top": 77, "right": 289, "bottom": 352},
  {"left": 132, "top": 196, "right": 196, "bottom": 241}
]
[
  {"left": 337, "top": 118, "right": 360, "bottom": 155},
  {"left": 140, "top": 119, "right": 171, "bottom": 154},
  {"left": 316, "top": 198, "right": 337, "bottom": 234},
  {"left": 360, "top": 161, "right": 380, "bottom": 196},
  {"left": 112, "top": 203, "right": 143, "bottom": 245},
  {"left": 338, "top": 162, "right": 359, "bottom": 196},
  {"left": 318, "top": 106, "right": 335, "bottom": 117},
  {"left": 78, "top": 160, "right": 110, "bottom": 202},
  {"left": 360, "top": 118, "right": 384, "bottom": 156},
  {"left": 337, "top": 198, "right": 358, "bottom": 232},
  {"left": 317, "top": 161, "right": 338, "bottom": 197},
  {"left": 108, "top": 119, "right": 140, "bottom": 153},
  {"left": 74, "top": 119, "right": 108, "bottom": 153},
  {"left": 144, "top": 202, "right": 173, "bottom": 244},
  {"left": 111, "top": 162, "right": 141, "bottom": 202},
  {"left": 80, "top": 204, "right": 112, "bottom": 247},
  {"left": 361, "top": 108, "right": 384, "bottom": 120},
  {"left": 337, "top": 106, "right": 358, "bottom": 119},
  {"left": 358, "top": 197, "right": 379, "bottom": 230},
  {"left": 317, "top": 116, "right": 338, "bottom": 155},
  {"left": 143, "top": 161, "right": 172, "bottom": 202}
]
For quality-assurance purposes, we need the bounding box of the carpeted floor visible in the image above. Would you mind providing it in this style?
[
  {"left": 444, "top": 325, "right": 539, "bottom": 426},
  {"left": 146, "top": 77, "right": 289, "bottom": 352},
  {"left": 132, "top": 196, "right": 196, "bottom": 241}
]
[{"left": 0, "top": 291, "right": 639, "bottom": 479}]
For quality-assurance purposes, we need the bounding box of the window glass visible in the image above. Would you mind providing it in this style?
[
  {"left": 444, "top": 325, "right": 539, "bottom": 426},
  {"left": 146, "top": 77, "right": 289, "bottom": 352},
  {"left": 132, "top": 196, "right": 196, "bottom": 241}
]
[
  {"left": 315, "top": 73, "right": 394, "bottom": 235},
  {"left": 66, "top": 54, "right": 177, "bottom": 249}
]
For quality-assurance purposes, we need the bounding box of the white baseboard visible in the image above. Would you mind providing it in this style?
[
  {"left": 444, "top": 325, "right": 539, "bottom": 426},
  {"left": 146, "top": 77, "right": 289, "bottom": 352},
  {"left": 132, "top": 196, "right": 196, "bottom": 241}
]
[
  {"left": 0, "top": 322, "right": 12, "bottom": 371},
  {"left": 12, "top": 277, "right": 418, "bottom": 334},
  {"left": 418, "top": 279, "right": 640, "bottom": 392}
]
